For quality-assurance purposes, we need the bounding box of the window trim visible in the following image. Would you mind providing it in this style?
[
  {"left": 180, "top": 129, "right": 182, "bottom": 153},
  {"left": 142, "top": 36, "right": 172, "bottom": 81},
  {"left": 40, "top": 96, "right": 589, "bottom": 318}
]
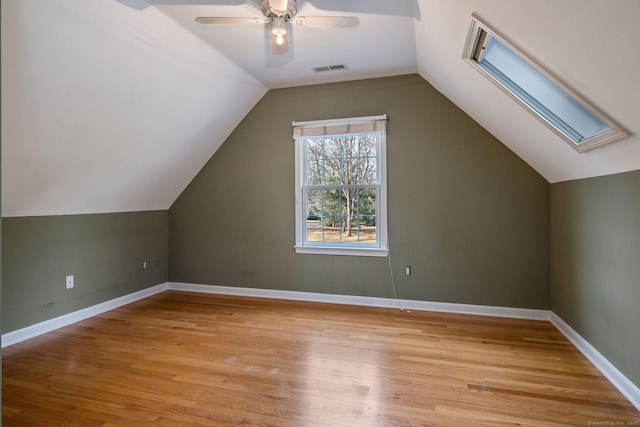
[
  {"left": 463, "top": 13, "right": 629, "bottom": 153},
  {"left": 293, "top": 115, "right": 388, "bottom": 257}
]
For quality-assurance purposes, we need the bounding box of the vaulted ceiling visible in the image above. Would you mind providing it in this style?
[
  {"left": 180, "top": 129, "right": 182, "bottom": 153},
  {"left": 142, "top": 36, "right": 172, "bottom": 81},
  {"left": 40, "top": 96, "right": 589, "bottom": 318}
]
[{"left": 2, "top": 0, "right": 640, "bottom": 217}]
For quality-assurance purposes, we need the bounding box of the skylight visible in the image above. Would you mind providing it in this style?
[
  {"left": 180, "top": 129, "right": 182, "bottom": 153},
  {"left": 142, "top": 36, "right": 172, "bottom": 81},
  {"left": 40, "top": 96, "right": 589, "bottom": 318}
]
[{"left": 464, "top": 14, "right": 628, "bottom": 152}]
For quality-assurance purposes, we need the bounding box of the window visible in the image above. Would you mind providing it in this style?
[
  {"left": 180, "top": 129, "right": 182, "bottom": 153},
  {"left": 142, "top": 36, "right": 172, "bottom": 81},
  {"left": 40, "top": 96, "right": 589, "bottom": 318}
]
[
  {"left": 463, "top": 14, "right": 629, "bottom": 152},
  {"left": 293, "top": 115, "right": 388, "bottom": 257}
]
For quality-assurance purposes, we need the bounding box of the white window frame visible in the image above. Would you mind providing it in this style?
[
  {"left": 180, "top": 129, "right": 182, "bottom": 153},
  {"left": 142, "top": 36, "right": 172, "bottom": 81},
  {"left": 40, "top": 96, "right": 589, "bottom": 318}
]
[
  {"left": 293, "top": 115, "right": 388, "bottom": 257},
  {"left": 463, "top": 14, "right": 629, "bottom": 152}
]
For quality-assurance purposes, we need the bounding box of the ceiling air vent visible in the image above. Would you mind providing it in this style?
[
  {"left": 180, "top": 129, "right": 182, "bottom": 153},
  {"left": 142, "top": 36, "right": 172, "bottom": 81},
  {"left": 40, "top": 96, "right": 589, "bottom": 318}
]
[{"left": 312, "top": 64, "right": 347, "bottom": 73}]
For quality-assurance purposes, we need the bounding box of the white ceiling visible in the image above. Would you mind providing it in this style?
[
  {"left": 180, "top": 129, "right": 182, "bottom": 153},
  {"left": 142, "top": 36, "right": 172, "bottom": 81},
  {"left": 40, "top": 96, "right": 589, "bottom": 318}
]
[
  {"left": 415, "top": 0, "right": 640, "bottom": 183},
  {"left": 2, "top": 0, "right": 640, "bottom": 217},
  {"left": 1, "top": 0, "right": 267, "bottom": 217},
  {"left": 147, "top": 0, "right": 420, "bottom": 88}
]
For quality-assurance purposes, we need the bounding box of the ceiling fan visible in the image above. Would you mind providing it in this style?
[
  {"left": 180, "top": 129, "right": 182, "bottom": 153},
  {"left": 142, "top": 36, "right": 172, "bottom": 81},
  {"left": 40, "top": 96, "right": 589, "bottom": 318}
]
[{"left": 195, "top": 0, "right": 359, "bottom": 54}]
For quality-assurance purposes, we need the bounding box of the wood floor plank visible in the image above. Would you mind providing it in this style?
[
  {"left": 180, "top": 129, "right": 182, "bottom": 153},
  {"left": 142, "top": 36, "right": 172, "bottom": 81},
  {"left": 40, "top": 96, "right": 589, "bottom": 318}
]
[{"left": 3, "top": 291, "right": 639, "bottom": 426}]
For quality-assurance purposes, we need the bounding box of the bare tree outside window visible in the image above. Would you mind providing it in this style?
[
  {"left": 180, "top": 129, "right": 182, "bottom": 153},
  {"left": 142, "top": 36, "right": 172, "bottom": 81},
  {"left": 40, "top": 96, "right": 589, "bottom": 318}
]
[
  {"left": 294, "top": 115, "right": 387, "bottom": 256},
  {"left": 304, "top": 134, "right": 378, "bottom": 245}
]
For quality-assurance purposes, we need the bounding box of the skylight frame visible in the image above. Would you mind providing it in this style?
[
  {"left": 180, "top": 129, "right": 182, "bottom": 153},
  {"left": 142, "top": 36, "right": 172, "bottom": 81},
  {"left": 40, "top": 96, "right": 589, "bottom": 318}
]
[{"left": 463, "top": 14, "right": 629, "bottom": 153}]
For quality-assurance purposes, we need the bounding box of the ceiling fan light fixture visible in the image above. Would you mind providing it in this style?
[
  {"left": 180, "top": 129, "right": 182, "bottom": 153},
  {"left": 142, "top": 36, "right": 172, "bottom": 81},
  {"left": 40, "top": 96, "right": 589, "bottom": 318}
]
[
  {"left": 271, "top": 16, "right": 287, "bottom": 36},
  {"left": 271, "top": 17, "right": 287, "bottom": 35},
  {"left": 197, "top": 0, "right": 360, "bottom": 55},
  {"left": 271, "top": 17, "right": 287, "bottom": 46}
]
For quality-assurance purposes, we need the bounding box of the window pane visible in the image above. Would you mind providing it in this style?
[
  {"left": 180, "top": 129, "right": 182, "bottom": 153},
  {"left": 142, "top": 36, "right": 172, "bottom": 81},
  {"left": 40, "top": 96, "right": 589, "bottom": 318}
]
[
  {"left": 358, "top": 134, "right": 378, "bottom": 159},
  {"left": 322, "top": 216, "right": 343, "bottom": 243},
  {"left": 341, "top": 136, "right": 357, "bottom": 185},
  {"left": 306, "top": 189, "right": 323, "bottom": 220},
  {"left": 356, "top": 189, "right": 377, "bottom": 245},
  {"left": 305, "top": 189, "right": 343, "bottom": 244},
  {"left": 305, "top": 187, "right": 377, "bottom": 246},
  {"left": 322, "top": 137, "right": 341, "bottom": 161},
  {"left": 323, "top": 188, "right": 343, "bottom": 224},
  {"left": 306, "top": 139, "right": 323, "bottom": 185},
  {"left": 355, "top": 216, "right": 377, "bottom": 244},
  {"left": 306, "top": 214, "right": 323, "bottom": 243},
  {"left": 322, "top": 138, "right": 341, "bottom": 185},
  {"left": 358, "top": 188, "right": 376, "bottom": 220},
  {"left": 478, "top": 33, "right": 611, "bottom": 144},
  {"left": 305, "top": 135, "right": 379, "bottom": 186},
  {"left": 341, "top": 135, "right": 378, "bottom": 185},
  {"left": 358, "top": 156, "right": 377, "bottom": 184},
  {"left": 323, "top": 157, "right": 341, "bottom": 185}
]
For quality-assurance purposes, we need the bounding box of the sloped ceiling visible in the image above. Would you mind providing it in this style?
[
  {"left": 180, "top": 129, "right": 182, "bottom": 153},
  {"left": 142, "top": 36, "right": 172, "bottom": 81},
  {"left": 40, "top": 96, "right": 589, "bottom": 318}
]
[
  {"left": 1, "top": 0, "right": 267, "bottom": 217},
  {"left": 2, "top": 0, "right": 640, "bottom": 217},
  {"left": 415, "top": 0, "right": 640, "bottom": 183}
]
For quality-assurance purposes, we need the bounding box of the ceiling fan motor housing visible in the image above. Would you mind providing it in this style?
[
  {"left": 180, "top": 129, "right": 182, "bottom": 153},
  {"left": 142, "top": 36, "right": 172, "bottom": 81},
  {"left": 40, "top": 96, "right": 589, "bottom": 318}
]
[{"left": 261, "top": 0, "right": 297, "bottom": 19}]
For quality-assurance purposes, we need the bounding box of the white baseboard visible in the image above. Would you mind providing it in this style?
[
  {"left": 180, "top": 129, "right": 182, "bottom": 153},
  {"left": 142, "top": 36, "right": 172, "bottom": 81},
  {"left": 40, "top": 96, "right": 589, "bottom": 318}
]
[
  {"left": 550, "top": 313, "right": 640, "bottom": 411},
  {"left": 1, "top": 283, "right": 169, "bottom": 348},
  {"left": 168, "top": 282, "right": 551, "bottom": 321}
]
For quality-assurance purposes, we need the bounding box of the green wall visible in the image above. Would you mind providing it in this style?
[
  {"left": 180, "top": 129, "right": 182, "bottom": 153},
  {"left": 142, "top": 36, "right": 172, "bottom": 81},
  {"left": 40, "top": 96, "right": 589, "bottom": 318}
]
[
  {"left": 2, "top": 72, "right": 637, "bottom": 393},
  {"left": 551, "top": 170, "right": 640, "bottom": 387},
  {"left": 2, "top": 210, "right": 168, "bottom": 332},
  {"left": 169, "top": 74, "right": 551, "bottom": 309}
]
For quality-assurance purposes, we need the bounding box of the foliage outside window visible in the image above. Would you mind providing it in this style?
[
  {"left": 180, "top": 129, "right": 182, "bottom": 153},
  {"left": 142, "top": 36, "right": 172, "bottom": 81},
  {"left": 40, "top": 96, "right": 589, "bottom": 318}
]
[{"left": 293, "top": 115, "right": 388, "bottom": 257}]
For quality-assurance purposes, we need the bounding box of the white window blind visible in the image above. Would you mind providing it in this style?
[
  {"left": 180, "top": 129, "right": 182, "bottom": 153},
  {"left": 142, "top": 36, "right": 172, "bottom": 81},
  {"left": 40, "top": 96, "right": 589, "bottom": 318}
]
[{"left": 293, "top": 115, "right": 387, "bottom": 138}]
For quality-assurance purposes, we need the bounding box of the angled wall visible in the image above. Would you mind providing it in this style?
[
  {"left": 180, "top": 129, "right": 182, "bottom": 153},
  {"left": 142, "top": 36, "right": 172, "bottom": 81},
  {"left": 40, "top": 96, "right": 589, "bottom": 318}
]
[
  {"left": 169, "top": 74, "right": 550, "bottom": 309},
  {"left": 2, "top": 211, "right": 168, "bottom": 332},
  {"left": 551, "top": 170, "right": 640, "bottom": 387}
]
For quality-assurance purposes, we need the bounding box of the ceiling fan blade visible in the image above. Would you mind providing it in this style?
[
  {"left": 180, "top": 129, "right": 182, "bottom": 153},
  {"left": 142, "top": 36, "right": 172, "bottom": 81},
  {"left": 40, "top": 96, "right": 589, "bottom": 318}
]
[
  {"left": 301, "top": 0, "right": 419, "bottom": 18},
  {"left": 293, "top": 16, "right": 359, "bottom": 29},
  {"left": 195, "top": 17, "right": 267, "bottom": 25}
]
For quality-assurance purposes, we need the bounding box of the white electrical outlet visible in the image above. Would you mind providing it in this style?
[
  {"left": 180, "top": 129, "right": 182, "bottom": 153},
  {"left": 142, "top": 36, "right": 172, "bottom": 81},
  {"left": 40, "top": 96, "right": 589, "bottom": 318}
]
[
  {"left": 405, "top": 266, "right": 411, "bottom": 277},
  {"left": 66, "top": 275, "right": 74, "bottom": 289},
  {"left": 142, "top": 260, "right": 147, "bottom": 270}
]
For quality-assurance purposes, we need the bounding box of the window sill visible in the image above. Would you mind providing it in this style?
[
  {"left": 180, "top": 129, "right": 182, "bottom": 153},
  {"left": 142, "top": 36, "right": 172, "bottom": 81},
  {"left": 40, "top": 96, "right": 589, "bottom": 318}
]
[{"left": 294, "top": 246, "right": 389, "bottom": 257}]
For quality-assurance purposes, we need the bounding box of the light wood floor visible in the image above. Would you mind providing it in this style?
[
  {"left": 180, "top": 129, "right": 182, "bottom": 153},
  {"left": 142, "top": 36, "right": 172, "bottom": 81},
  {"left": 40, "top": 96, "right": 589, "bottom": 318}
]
[{"left": 3, "top": 291, "right": 639, "bottom": 426}]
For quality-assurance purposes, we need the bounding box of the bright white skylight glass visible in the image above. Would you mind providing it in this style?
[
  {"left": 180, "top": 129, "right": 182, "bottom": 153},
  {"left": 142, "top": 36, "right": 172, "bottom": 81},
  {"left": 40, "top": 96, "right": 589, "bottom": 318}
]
[
  {"left": 464, "top": 15, "right": 628, "bottom": 152},
  {"left": 478, "top": 34, "right": 610, "bottom": 145}
]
